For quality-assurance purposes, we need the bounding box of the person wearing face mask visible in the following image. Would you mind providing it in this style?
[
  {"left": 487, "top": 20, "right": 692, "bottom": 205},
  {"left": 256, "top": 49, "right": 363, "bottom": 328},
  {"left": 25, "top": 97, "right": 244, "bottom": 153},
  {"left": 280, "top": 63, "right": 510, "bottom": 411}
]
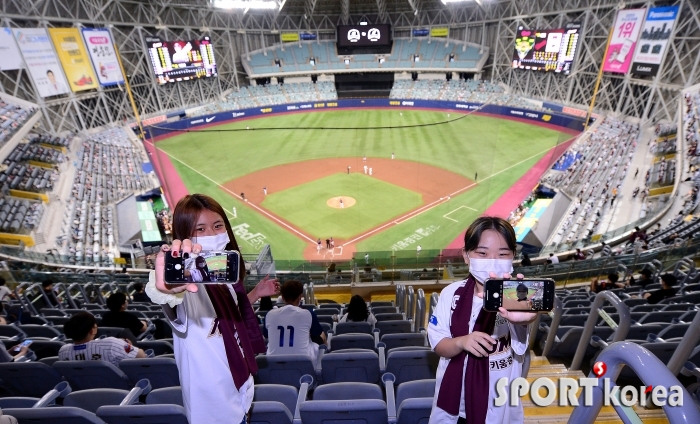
[
  {"left": 146, "top": 194, "right": 280, "bottom": 424},
  {"left": 427, "top": 216, "right": 537, "bottom": 424}
]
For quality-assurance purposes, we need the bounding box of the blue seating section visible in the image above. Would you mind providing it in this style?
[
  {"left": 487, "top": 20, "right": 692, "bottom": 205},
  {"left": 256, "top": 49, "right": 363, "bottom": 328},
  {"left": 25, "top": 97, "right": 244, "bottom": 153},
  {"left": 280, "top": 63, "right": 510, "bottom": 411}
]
[{"left": 243, "top": 38, "right": 487, "bottom": 76}]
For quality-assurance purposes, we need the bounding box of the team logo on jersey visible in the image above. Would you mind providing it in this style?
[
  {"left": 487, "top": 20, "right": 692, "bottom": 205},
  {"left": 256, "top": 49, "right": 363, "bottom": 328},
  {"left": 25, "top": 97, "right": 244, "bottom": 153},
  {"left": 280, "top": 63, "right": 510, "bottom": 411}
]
[
  {"left": 451, "top": 295, "right": 460, "bottom": 310},
  {"left": 124, "top": 344, "right": 132, "bottom": 353},
  {"left": 429, "top": 315, "right": 438, "bottom": 325},
  {"left": 208, "top": 317, "right": 222, "bottom": 338}
]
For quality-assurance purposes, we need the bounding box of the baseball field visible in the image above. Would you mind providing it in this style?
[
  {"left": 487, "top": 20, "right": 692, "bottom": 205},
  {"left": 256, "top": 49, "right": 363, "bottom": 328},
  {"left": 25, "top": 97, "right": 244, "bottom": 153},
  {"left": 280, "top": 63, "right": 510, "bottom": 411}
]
[{"left": 149, "top": 109, "right": 574, "bottom": 260}]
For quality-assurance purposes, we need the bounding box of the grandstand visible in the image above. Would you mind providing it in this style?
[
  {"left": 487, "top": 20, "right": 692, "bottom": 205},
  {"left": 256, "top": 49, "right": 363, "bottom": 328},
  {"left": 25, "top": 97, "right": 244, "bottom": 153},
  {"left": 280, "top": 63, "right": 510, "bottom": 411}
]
[{"left": 0, "top": 0, "right": 699, "bottom": 423}]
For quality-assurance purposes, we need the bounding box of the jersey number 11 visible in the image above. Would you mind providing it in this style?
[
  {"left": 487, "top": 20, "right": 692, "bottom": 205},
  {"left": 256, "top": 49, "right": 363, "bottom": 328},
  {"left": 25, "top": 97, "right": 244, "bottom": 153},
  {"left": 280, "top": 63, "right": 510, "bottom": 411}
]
[{"left": 277, "top": 325, "right": 295, "bottom": 347}]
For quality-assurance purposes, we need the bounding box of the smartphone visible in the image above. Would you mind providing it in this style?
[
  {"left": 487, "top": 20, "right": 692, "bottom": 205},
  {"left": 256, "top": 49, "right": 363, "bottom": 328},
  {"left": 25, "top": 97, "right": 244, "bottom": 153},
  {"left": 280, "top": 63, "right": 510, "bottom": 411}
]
[
  {"left": 13, "top": 339, "right": 33, "bottom": 351},
  {"left": 164, "top": 250, "right": 241, "bottom": 284},
  {"left": 483, "top": 279, "right": 555, "bottom": 312}
]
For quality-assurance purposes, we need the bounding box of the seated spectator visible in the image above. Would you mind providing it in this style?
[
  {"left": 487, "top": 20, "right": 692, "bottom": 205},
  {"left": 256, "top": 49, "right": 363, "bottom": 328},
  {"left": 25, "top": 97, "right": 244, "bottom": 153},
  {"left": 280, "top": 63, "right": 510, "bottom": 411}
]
[
  {"left": 521, "top": 253, "right": 532, "bottom": 267},
  {"left": 573, "top": 248, "right": 586, "bottom": 260},
  {"left": 644, "top": 274, "right": 677, "bottom": 304},
  {"left": 631, "top": 268, "right": 654, "bottom": 288},
  {"left": 591, "top": 273, "right": 624, "bottom": 293},
  {"left": 130, "top": 283, "right": 151, "bottom": 303},
  {"left": 546, "top": 253, "right": 559, "bottom": 264},
  {"left": 257, "top": 296, "right": 273, "bottom": 312},
  {"left": 41, "top": 279, "right": 60, "bottom": 308},
  {"left": 264, "top": 280, "right": 326, "bottom": 362},
  {"left": 339, "top": 295, "right": 377, "bottom": 327},
  {"left": 100, "top": 292, "right": 148, "bottom": 337},
  {"left": 0, "top": 342, "right": 32, "bottom": 363},
  {"left": 59, "top": 311, "right": 146, "bottom": 366},
  {"left": 0, "top": 278, "right": 14, "bottom": 301}
]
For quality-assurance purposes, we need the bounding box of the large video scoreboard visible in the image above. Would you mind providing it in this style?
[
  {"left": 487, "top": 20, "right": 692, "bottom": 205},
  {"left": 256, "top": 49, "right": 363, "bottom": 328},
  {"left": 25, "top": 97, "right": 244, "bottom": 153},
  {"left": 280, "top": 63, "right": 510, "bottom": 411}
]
[
  {"left": 512, "top": 23, "right": 581, "bottom": 74},
  {"left": 146, "top": 36, "right": 217, "bottom": 85}
]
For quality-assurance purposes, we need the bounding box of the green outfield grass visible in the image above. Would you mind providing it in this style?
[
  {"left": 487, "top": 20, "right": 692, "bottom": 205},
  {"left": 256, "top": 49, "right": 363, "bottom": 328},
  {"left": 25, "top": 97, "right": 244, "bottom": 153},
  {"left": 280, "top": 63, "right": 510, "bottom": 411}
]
[
  {"left": 261, "top": 173, "right": 423, "bottom": 239},
  {"left": 158, "top": 109, "right": 572, "bottom": 259}
]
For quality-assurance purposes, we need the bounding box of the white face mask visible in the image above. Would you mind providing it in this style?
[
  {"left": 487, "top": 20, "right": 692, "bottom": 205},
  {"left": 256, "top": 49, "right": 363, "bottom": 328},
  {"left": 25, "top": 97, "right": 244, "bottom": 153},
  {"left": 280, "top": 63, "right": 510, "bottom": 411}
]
[
  {"left": 467, "top": 255, "right": 514, "bottom": 283},
  {"left": 195, "top": 232, "right": 230, "bottom": 251}
]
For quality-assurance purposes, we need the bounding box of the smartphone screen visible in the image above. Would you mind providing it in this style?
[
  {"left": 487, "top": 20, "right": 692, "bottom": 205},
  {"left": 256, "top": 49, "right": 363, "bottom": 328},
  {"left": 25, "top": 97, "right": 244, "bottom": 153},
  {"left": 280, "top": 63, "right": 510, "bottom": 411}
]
[
  {"left": 14, "top": 339, "right": 32, "bottom": 351},
  {"left": 484, "top": 279, "right": 554, "bottom": 312},
  {"left": 184, "top": 251, "right": 240, "bottom": 284}
]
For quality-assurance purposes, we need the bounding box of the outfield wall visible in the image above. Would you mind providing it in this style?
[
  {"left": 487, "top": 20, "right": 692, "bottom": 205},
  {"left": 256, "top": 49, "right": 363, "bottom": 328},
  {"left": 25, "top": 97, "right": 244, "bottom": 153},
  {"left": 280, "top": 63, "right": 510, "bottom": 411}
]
[{"left": 141, "top": 99, "right": 586, "bottom": 139}]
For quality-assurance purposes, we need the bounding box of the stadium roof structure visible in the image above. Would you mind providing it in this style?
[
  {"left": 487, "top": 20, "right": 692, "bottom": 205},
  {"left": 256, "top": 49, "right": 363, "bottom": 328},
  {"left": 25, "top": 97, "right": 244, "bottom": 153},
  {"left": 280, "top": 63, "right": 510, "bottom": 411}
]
[{"left": 0, "top": 0, "right": 698, "bottom": 135}]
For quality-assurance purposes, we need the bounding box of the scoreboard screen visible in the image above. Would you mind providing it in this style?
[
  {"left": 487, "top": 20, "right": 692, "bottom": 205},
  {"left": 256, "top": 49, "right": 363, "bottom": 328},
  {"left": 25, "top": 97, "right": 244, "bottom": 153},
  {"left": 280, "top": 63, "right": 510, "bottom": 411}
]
[
  {"left": 337, "top": 24, "right": 391, "bottom": 47},
  {"left": 512, "top": 23, "right": 581, "bottom": 74},
  {"left": 146, "top": 36, "right": 217, "bottom": 85}
]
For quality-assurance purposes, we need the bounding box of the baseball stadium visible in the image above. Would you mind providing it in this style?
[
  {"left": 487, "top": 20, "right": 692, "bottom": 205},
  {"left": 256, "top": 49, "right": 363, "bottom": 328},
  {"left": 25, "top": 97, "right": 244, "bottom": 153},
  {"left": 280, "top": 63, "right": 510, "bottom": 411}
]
[{"left": 0, "top": 0, "right": 699, "bottom": 423}]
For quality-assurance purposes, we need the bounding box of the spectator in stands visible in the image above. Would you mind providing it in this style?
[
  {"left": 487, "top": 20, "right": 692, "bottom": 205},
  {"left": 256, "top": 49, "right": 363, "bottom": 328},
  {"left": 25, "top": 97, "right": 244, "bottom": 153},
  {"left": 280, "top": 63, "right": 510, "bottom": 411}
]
[
  {"left": 58, "top": 311, "right": 146, "bottom": 367},
  {"left": 573, "top": 248, "right": 586, "bottom": 260},
  {"left": 131, "top": 283, "right": 151, "bottom": 303},
  {"left": 0, "top": 341, "right": 32, "bottom": 363},
  {"left": 591, "top": 273, "right": 624, "bottom": 293},
  {"left": 644, "top": 273, "right": 677, "bottom": 304},
  {"left": 547, "top": 253, "right": 559, "bottom": 264},
  {"left": 520, "top": 253, "right": 532, "bottom": 267},
  {"left": 101, "top": 292, "right": 148, "bottom": 337},
  {"left": 264, "top": 280, "right": 326, "bottom": 362},
  {"left": 257, "top": 296, "right": 273, "bottom": 312},
  {"left": 428, "top": 216, "right": 535, "bottom": 423},
  {"left": 339, "top": 295, "right": 377, "bottom": 327},
  {"left": 41, "top": 279, "right": 60, "bottom": 307},
  {"left": 631, "top": 268, "right": 655, "bottom": 288},
  {"left": 148, "top": 193, "right": 280, "bottom": 424},
  {"left": 0, "top": 277, "right": 14, "bottom": 301}
]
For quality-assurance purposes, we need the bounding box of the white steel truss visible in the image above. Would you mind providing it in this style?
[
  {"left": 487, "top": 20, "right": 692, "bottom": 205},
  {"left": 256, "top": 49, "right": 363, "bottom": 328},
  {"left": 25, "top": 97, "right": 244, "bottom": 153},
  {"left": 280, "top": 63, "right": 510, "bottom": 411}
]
[{"left": 0, "top": 0, "right": 698, "bottom": 133}]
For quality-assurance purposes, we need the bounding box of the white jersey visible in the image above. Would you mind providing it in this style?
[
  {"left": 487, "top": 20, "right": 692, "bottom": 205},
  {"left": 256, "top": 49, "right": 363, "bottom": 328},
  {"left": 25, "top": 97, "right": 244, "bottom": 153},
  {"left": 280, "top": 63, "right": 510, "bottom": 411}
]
[
  {"left": 157, "top": 272, "right": 254, "bottom": 424},
  {"left": 58, "top": 337, "right": 138, "bottom": 367},
  {"left": 427, "top": 279, "right": 529, "bottom": 424},
  {"left": 0, "top": 286, "right": 12, "bottom": 301},
  {"left": 265, "top": 305, "right": 319, "bottom": 363}
]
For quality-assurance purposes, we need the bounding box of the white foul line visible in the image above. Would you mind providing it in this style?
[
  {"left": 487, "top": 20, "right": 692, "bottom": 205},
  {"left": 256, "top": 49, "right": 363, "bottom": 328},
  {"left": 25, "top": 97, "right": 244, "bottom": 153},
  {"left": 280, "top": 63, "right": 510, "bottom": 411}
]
[
  {"left": 144, "top": 139, "right": 316, "bottom": 243},
  {"left": 443, "top": 205, "right": 478, "bottom": 222}
]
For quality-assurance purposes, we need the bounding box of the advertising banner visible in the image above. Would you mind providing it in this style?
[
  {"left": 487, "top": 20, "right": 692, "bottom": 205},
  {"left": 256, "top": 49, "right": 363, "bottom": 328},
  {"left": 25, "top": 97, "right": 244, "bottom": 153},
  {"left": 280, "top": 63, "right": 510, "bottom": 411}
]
[
  {"left": 430, "top": 28, "right": 449, "bottom": 37},
  {"left": 81, "top": 28, "right": 125, "bottom": 86},
  {"left": 630, "top": 6, "right": 680, "bottom": 76},
  {"left": 48, "top": 28, "right": 98, "bottom": 92},
  {"left": 602, "top": 8, "right": 646, "bottom": 74},
  {"left": 281, "top": 32, "right": 300, "bottom": 42},
  {"left": 13, "top": 28, "right": 70, "bottom": 97},
  {"left": 0, "top": 28, "right": 23, "bottom": 71}
]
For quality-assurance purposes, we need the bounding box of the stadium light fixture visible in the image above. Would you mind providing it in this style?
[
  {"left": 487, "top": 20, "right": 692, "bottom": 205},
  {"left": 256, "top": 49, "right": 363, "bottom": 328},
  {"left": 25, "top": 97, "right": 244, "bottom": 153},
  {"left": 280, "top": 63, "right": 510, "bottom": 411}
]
[
  {"left": 441, "top": 0, "right": 483, "bottom": 5},
  {"left": 212, "top": 0, "right": 281, "bottom": 10}
]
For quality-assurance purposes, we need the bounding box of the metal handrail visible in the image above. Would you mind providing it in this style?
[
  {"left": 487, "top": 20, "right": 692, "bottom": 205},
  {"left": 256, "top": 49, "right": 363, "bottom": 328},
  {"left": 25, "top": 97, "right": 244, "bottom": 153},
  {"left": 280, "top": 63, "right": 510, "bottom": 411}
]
[
  {"left": 415, "top": 288, "right": 425, "bottom": 331},
  {"left": 406, "top": 286, "right": 415, "bottom": 323},
  {"left": 52, "top": 282, "right": 76, "bottom": 309},
  {"left": 540, "top": 296, "right": 563, "bottom": 357},
  {"left": 570, "top": 291, "right": 631, "bottom": 371},
  {"left": 568, "top": 342, "right": 700, "bottom": 424},
  {"left": 667, "top": 307, "right": 700, "bottom": 376},
  {"left": 428, "top": 292, "right": 438, "bottom": 319},
  {"left": 396, "top": 285, "right": 405, "bottom": 314}
]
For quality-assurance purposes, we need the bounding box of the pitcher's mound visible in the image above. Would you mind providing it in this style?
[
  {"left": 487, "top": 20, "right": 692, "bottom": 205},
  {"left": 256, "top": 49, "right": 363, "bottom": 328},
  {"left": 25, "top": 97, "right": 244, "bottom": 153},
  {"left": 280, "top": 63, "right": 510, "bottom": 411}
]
[{"left": 327, "top": 197, "right": 356, "bottom": 209}]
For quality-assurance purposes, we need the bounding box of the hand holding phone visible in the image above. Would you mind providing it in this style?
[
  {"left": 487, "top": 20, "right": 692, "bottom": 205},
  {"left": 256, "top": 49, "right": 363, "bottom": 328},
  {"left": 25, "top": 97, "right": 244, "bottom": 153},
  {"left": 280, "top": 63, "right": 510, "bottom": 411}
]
[
  {"left": 164, "top": 250, "right": 241, "bottom": 284},
  {"left": 483, "top": 278, "right": 555, "bottom": 312},
  {"left": 13, "top": 339, "right": 33, "bottom": 352}
]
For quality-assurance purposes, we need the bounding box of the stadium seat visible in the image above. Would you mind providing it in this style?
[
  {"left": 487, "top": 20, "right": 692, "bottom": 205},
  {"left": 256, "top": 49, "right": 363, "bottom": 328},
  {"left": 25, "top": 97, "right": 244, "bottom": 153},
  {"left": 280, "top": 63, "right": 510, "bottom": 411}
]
[
  {"left": 54, "top": 360, "right": 131, "bottom": 390},
  {"left": 370, "top": 302, "right": 394, "bottom": 308},
  {"left": 372, "top": 306, "right": 398, "bottom": 314},
  {"left": 375, "top": 313, "right": 404, "bottom": 322},
  {"left": 316, "top": 315, "right": 334, "bottom": 326},
  {"left": 375, "top": 320, "right": 412, "bottom": 337},
  {"left": 119, "top": 358, "right": 180, "bottom": 389},
  {"left": 0, "top": 325, "right": 25, "bottom": 340},
  {"left": 249, "top": 401, "right": 294, "bottom": 424},
  {"left": 395, "top": 379, "right": 435, "bottom": 424},
  {"left": 656, "top": 323, "right": 691, "bottom": 341},
  {"left": 97, "top": 404, "right": 189, "bottom": 424},
  {"left": 321, "top": 349, "right": 380, "bottom": 384},
  {"left": 39, "top": 356, "right": 60, "bottom": 366},
  {"left": 255, "top": 354, "right": 316, "bottom": 389},
  {"left": 381, "top": 333, "right": 427, "bottom": 352},
  {"left": 27, "top": 340, "right": 65, "bottom": 359},
  {"left": 1, "top": 407, "right": 104, "bottom": 424},
  {"left": 0, "top": 397, "right": 41, "bottom": 409},
  {"left": 253, "top": 384, "right": 299, "bottom": 418},
  {"left": 146, "top": 387, "right": 183, "bottom": 406},
  {"left": 134, "top": 340, "right": 174, "bottom": 356},
  {"left": 64, "top": 388, "right": 131, "bottom": 413},
  {"left": 300, "top": 382, "right": 387, "bottom": 423},
  {"left": 638, "top": 311, "right": 686, "bottom": 324},
  {"left": 624, "top": 325, "right": 663, "bottom": 343},
  {"left": 329, "top": 333, "right": 375, "bottom": 352},
  {"left": 314, "top": 309, "right": 337, "bottom": 317},
  {"left": 334, "top": 322, "right": 372, "bottom": 336},
  {"left": 17, "top": 325, "right": 62, "bottom": 339},
  {"left": 0, "top": 362, "right": 63, "bottom": 397},
  {"left": 385, "top": 349, "right": 439, "bottom": 385}
]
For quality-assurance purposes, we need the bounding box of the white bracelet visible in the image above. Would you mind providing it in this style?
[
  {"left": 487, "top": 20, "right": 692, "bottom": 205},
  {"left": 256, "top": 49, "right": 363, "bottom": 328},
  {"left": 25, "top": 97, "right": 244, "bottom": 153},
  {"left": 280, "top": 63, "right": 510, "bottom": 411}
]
[{"left": 146, "top": 270, "right": 185, "bottom": 308}]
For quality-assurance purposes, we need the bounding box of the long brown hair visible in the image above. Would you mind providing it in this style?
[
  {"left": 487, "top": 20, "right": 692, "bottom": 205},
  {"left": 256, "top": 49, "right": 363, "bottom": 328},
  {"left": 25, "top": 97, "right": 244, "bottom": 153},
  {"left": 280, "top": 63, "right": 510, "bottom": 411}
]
[
  {"left": 463, "top": 216, "right": 516, "bottom": 254},
  {"left": 172, "top": 194, "right": 245, "bottom": 281}
]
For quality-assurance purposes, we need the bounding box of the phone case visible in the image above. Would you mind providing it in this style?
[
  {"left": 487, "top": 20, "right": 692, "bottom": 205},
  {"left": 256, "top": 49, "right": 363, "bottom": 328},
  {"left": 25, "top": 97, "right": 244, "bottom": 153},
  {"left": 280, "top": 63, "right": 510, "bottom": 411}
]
[{"left": 164, "top": 251, "right": 241, "bottom": 284}]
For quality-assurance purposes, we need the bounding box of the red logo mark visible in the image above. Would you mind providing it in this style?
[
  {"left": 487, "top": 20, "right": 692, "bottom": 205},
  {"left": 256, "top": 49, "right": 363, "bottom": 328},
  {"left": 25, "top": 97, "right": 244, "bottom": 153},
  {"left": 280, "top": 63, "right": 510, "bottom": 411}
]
[
  {"left": 593, "top": 361, "right": 607, "bottom": 377},
  {"left": 645, "top": 385, "right": 653, "bottom": 394}
]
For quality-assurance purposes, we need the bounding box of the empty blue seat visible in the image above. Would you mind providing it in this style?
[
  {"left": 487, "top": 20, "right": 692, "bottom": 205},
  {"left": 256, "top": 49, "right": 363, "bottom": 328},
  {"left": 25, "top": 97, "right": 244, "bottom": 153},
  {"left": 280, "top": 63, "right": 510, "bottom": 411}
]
[
  {"left": 375, "top": 320, "right": 412, "bottom": 337},
  {"left": 250, "top": 401, "right": 293, "bottom": 424},
  {"left": 372, "top": 306, "right": 398, "bottom": 315},
  {"left": 638, "top": 311, "right": 686, "bottom": 324},
  {"left": 2, "top": 407, "right": 104, "bottom": 423},
  {"left": 300, "top": 382, "right": 387, "bottom": 424},
  {"left": 255, "top": 354, "right": 316, "bottom": 389},
  {"left": 395, "top": 379, "right": 435, "bottom": 424},
  {"left": 17, "top": 324, "right": 62, "bottom": 339},
  {"left": 375, "top": 313, "right": 404, "bottom": 322},
  {"left": 0, "top": 362, "right": 63, "bottom": 397},
  {"left": 370, "top": 302, "right": 394, "bottom": 308},
  {"left": 146, "top": 386, "right": 183, "bottom": 406},
  {"left": 0, "top": 397, "right": 41, "bottom": 408},
  {"left": 314, "top": 381, "right": 382, "bottom": 401},
  {"left": 381, "top": 333, "right": 426, "bottom": 352},
  {"left": 64, "top": 388, "right": 131, "bottom": 413},
  {"left": 134, "top": 341, "right": 174, "bottom": 356},
  {"left": 386, "top": 349, "right": 439, "bottom": 385},
  {"left": 54, "top": 360, "right": 131, "bottom": 390},
  {"left": 119, "top": 358, "right": 180, "bottom": 389},
  {"left": 656, "top": 323, "right": 690, "bottom": 340},
  {"left": 97, "top": 404, "right": 189, "bottom": 424},
  {"left": 330, "top": 333, "right": 375, "bottom": 352},
  {"left": 314, "top": 309, "right": 337, "bottom": 316},
  {"left": 321, "top": 350, "right": 380, "bottom": 384},
  {"left": 254, "top": 384, "right": 298, "bottom": 418},
  {"left": 334, "top": 322, "right": 372, "bottom": 336}
]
